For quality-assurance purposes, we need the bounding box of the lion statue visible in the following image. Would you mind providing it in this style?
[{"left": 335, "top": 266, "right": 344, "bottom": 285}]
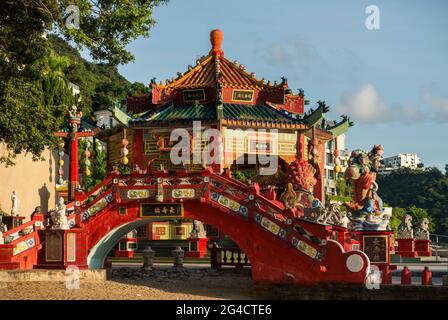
[
  {"left": 397, "top": 214, "right": 413, "bottom": 239},
  {"left": 415, "top": 218, "right": 430, "bottom": 240}
]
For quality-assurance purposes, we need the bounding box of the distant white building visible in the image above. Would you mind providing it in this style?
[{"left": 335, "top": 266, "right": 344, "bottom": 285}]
[
  {"left": 324, "top": 134, "right": 350, "bottom": 195},
  {"left": 379, "top": 153, "right": 422, "bottom": 175},
  {"left": 382, "top": 153, "right": 422, "bottom": 169},
  {"left": 94, "top": 110, "right": 118, "bottom": 129}
]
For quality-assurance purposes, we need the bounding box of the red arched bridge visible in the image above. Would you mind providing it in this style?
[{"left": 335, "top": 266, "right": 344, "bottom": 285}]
[{"left": 0, "top": 169, "right": 371, "bottom": 285}]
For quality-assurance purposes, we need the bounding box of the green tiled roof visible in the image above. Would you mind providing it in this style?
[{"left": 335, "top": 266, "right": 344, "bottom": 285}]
[
  {"left": 143, "top": 103, "right": 216, "bottom": 123},
  {"left": 223, "top": 104, "right": 295, "bottom": 122},
  {"left": 130, "top": 103, "right": 300, "bottom": 126}
]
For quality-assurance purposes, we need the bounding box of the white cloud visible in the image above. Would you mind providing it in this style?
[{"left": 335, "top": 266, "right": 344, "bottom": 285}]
[
  {"left": 422, "top": 91, "right": 448, "bottom": 123},
  {"left": 333, "top": 84, "right": 427, "bottom": 124},
  {"left": 263, "top": 44, "right": 293, "bottom": 67}
]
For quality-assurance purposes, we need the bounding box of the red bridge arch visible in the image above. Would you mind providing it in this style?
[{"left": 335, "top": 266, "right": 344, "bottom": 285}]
[{"left": 2, "top": 169, "right": 371, "bottom": 286}]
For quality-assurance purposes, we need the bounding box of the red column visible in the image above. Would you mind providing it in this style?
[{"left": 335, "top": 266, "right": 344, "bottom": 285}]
[
  {"left": 296, "top": 134, "right": 305, "bottom": 161},
  {"left": 132, "top": 129, "right": 144, "bottom": 170},
  {"left": 69, "top": 136, "right": 79, "bottom": 200}
]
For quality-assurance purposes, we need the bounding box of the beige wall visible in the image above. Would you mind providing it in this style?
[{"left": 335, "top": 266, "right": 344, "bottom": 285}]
[{"left": 0, "top": 144, "right": 58, "bottom": 220}]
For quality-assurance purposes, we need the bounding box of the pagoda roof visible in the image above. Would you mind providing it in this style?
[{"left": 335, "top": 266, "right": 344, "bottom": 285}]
[
  {"left": 128, "top": 102, "right": 311, "bottom": 128},
  {"left": 152, "top": 52, "right": 286, "bottom": 92}
]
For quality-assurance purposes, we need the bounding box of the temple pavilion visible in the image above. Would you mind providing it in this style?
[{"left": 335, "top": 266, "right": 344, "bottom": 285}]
[{"left": 104, "top": 29, "right": 351, "bottom": 242}]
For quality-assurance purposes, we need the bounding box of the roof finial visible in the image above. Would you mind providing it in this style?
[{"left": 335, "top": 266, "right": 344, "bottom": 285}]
[{"left": 209, "top": 29, "right": 224, "bottom": 57}]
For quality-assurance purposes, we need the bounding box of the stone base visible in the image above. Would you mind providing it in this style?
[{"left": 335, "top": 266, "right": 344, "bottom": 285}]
[
  {"left": 396, "top": 238, "right": 417, "bottom": 258},
  {"left": 1, "top": 269, "right": 106, "bottom": 282}
]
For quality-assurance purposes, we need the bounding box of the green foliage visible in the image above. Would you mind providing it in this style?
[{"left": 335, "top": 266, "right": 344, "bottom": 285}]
[
  {"left": 0, "top": 0, "right": 166, "bottom": 164},
  {"left": 378, "top": 167, "right": 448, "bottom": 234},
  {"left": 328, "top": 195, "right": 352, "bottom": 203},
  {"left": 232, "top": 170, "right": 257, "bottom": 184},
  {"left": 128, "top": 82, "right": 151, "bottom": 95},
  {"left": 389, "top": 206, "right": 433, "bottom": 233},
  {"left": 49, "top": 35, "right": 132, "bottom": 113},
  {"left": 78, "top": 139, "right": 107, "bottom": 191},
  {"left": 335, "top": 173, "right": 353, "bottom": 198},
  {"left": 390, "top": 207, "right": 405, "bottom": 232},
  {"left": 0, "top": 52, "right": 76, "bottom": 165}
]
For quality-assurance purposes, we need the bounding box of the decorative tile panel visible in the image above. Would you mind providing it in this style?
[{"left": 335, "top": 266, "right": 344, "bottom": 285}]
[
  {"left": 210, "top": 191, "right": 248, "bottom": 218},
  {"left": 291, "top": 236, "right": 321, "bottom": 261},
  {"left": 254, "top": 213, "right": 287, "bottom": 240},
  {"left": 13, "top": 237, "right": 36, "bottom": 256}
]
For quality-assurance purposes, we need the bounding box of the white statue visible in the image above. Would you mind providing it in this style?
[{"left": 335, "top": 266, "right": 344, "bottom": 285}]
[
  {"left": 126, "top": 229, "right": 138, "bottom": 238},
  {"left": 51, "top": 197, "right": 70, "bottom": 230},
  {"left": 397, "top": 214, "right": 413, "bottom": 239},
  {"left": 11, "top": 191, "right": 19, "bottom": 216},
  {"left": 415, "top": 218, "right": 430, "bottom": 240},
  {"left": 190, "top": 220, "right": 207, "bottom": 238}
]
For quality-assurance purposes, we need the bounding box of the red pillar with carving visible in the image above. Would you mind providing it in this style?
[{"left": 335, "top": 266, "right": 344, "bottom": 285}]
[{"left": 56, "top": 106, "right": 95, "bottom": 201}]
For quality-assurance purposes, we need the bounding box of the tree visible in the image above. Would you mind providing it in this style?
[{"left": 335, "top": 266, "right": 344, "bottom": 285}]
[
  {"left": 390, "top": 207, "right": 405, "bottom": 232},
  {"left": 378, "top": 167, "right": 448, "bottom": 235},
  {"left": 78, "top": 139, "right": 107, "bottom": 190},
  {"left": 0, "top": 53, "right": 76, "bottom": 165},
  {"left": 335, "top": 173, "right": 352, "bottom": 198},
  {"left": 0, "top": 0, "right": 167, "bottom": 164}
]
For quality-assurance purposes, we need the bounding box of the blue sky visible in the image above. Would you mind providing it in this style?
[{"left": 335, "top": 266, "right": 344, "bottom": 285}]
[{"left": 116, "top": 0, "right": 448, "bottom": 169}]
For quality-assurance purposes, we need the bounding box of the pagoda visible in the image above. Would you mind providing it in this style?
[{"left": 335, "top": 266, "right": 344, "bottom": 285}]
[{"left": 108, "top": 29, "right": 351, "bottom": 206}]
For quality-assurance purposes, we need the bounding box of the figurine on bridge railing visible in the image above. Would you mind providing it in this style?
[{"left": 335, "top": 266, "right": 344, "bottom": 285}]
[
  {"left": 49, "top": 197, "right": 70, "bottom": 230},
  {"left": 342, "top": 145, "right": 391, "bottom": 230},
  {"left": 280, "top": 158, "right": 316, "bottom": 210},
  {"left": 280, "top": 158, "right": 351, "bottom": 227},
  {"left": 280, "top": 145, "right": 392, "bottom": 230}
]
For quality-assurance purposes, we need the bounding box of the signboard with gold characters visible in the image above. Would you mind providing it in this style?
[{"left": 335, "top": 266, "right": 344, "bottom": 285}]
[
  {"left": 140, "top": 203, "right": 184, "bottom": 218},
  {"left": 363, "top": 235, "right": 388, "bottom": 263}
]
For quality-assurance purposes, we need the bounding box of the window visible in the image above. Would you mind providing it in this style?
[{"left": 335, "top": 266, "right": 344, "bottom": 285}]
[{"left": 326, "top": 153, "right": 333, "bottom": 166}]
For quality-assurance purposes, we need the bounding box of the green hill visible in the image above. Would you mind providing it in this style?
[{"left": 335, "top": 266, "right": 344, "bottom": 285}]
[{"left": 49, "top": 35, "right": 132, "bottom": 113}]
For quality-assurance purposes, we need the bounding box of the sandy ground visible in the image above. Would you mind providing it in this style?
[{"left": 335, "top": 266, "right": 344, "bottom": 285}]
[{"left": 0, "top": 273, "right": 255, "bottom": 300}]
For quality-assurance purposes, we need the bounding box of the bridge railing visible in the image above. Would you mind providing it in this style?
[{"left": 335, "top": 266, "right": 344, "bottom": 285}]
[
  {"left": 0, "top": 214, "right": 44, "bottom": 268},
  {"left": 75, "top": 174, "right": 117, "bottom": 206},
  {"left": 430, "top": 233, "right": 448, "bottom": 261},
  {"left": 207, "top": 171, "right": 325, "bottom": 264},
  {"left": 210, "top": 244, "right": 250, "bottom": 269},
  {"left": 67, "top": 169, "right": 333, "bottom": 267},
  {"left": 1, "top": 215, "right": 44, "bottom": 244}
]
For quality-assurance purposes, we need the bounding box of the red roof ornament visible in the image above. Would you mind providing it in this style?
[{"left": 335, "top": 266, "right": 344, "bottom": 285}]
[{"left": 209, "top": 29, "right": 224, "bottom": 57}]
